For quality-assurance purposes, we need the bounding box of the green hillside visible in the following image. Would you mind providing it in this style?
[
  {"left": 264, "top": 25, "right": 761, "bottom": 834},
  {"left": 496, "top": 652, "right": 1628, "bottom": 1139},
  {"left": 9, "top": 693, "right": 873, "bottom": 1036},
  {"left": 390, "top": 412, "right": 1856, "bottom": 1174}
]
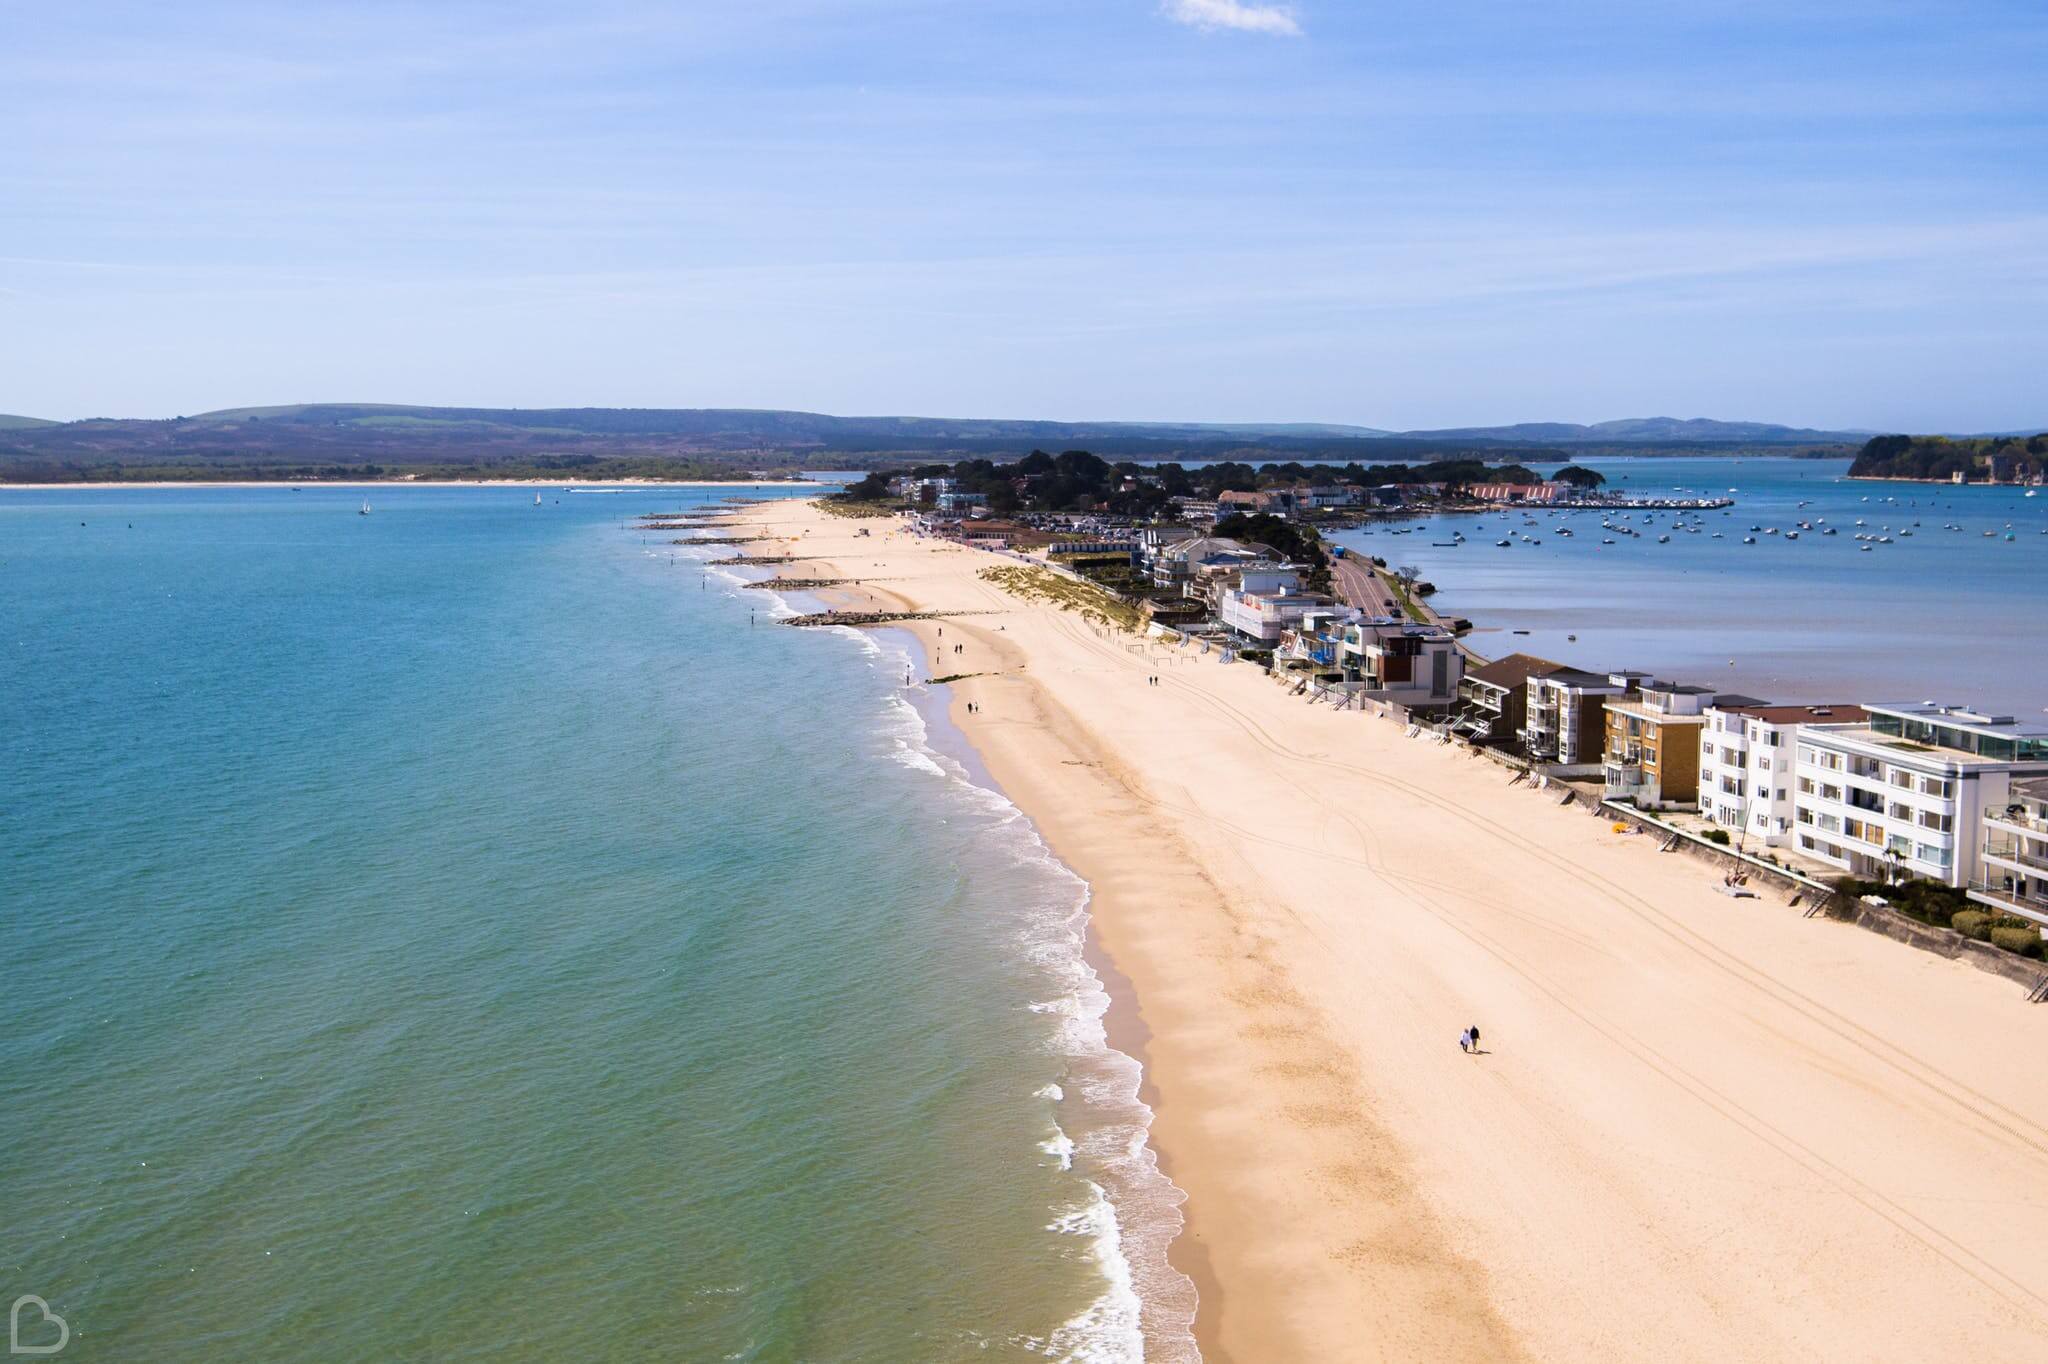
[{"left": 1849, "top": 433, "right": 2048, "bottom": 482}]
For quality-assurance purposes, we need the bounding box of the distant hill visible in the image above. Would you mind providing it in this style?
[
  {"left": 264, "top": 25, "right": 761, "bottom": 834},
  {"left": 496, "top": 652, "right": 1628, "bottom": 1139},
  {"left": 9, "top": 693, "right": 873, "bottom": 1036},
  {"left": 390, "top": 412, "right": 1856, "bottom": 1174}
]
[
  {"left": 0, "top": 403, "right": 1887, "bottom": 481},
  {"left": 0, "top": 413, "right": 57, "bottom": 429},
  {"left": 1397, "top": 417, "right": 1868, "bottom": 444},
  {"left": 1849, "top": 433, "right": 2047, "bottom": 482}
]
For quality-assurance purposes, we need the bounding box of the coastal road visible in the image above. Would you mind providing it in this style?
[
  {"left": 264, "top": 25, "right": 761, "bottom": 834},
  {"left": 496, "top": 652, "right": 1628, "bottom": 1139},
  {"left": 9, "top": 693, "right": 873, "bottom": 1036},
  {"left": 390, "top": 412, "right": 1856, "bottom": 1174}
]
[{"left": 1331, "top": 553, "right": 1400, "bottom": 618}]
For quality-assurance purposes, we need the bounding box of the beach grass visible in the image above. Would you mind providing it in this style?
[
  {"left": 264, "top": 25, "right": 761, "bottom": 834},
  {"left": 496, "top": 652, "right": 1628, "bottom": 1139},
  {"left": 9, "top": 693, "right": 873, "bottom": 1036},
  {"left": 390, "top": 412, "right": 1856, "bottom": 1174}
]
[
  {"left": 819, "top": 499, "right": 899, "bottom": 519},
  {"left": 977, "top": 564, "right": 1142, "bottom": 633}
]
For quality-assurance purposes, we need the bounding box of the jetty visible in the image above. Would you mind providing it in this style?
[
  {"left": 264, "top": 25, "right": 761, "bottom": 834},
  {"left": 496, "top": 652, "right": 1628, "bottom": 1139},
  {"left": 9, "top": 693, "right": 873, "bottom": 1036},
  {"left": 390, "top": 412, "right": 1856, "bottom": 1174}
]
[
  {"left": 666, "top": 536, "right": 765, "bottom": 546},
  {"left": 1550, "top": 496, "right": 1735, "bottom": 511},
  {"left": 709, "top": 555, "right": 826, "bottom": 566}
]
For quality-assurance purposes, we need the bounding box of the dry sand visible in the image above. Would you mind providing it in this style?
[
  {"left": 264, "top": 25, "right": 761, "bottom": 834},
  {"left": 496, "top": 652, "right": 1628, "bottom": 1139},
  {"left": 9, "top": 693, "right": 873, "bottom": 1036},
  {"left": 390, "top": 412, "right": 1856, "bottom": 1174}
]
[{"left": 738, "top": 501, "right": 2048, "bottom": 1363}]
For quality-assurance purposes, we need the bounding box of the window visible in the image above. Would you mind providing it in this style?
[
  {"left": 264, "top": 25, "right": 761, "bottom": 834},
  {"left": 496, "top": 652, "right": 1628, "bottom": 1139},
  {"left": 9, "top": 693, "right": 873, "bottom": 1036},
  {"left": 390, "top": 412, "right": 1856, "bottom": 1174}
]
[
  {"left": 1798, "top": 776, "right": 1815, "bottom": 795},
  {"left": 1917, "top": 810, "right": 1952, "bottom": 833},
  {"left": 1918, "top": 775, "right": 1952, "bottom": 799},
  {"left": 1916, "top": 843, "right": 1950, "bottom": 867},
  {"left": 1888, "top": 768, "right": 1915, "bottom": 789}
]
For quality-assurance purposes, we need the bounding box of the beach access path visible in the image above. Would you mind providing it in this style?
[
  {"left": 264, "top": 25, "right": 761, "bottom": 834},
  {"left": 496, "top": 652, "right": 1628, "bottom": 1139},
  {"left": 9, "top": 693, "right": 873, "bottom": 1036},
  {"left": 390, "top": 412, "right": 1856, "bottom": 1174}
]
[{"left": 729, "top": 501, "right": 2048, "bottom": 1364}]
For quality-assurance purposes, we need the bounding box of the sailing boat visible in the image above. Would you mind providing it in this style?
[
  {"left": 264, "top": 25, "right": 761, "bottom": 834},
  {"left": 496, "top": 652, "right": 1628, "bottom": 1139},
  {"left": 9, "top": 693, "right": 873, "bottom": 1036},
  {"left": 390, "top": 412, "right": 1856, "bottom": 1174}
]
[
  {"left": 359, "top": 500, "right": 371, "bottom": 516},
  {"left": 534, "top": 493, "right": 543, "bottom": 506}
]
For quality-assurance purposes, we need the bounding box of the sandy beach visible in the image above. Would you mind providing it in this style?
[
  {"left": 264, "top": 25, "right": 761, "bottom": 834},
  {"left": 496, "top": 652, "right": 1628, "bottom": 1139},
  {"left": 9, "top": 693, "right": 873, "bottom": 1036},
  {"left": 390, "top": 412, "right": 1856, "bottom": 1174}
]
[{"left": 730, "top": 500, "right": 2048, "bottom": 1362}]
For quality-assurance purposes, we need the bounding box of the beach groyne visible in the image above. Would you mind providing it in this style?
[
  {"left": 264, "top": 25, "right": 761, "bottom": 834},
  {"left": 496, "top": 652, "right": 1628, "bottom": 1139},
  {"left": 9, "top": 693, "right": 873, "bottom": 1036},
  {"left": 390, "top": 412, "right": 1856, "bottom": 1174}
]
[
  {"left": 741, "top": 578, "right": 868, "bottom": 590},
  {"left": 782, "top": 609, "right": 1002, "bottom": 628}
]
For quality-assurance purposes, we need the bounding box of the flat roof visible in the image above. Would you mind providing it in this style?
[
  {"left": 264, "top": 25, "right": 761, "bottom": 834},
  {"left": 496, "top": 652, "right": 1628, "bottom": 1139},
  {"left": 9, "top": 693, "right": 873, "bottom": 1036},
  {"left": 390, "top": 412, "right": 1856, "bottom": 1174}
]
[
  {"left": 1865, "top": 701, "right": 2048, "bottom": 740},
  {"left": 1806, "top": 724, "right": 2018, "bottom": 768},
  {"left": 1715, "top": 703, "right": 1869, "bottom": 726},
  {"left": 1605, "top": 699, "right": 1709, "bottom": 724},
  {"left": 1539, "top": 668, "right": 1625, "bottom": 688}
]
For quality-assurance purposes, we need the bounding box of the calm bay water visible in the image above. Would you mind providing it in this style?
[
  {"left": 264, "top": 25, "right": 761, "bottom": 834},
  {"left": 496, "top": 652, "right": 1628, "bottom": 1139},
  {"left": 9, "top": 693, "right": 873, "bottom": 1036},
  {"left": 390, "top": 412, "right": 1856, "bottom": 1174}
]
[
  {"left": 1, "top": 486, "right": 1188, "bottom": 1362},
  {"left": 1336, "top": 457, "right": 2048, "bottom": 716}
]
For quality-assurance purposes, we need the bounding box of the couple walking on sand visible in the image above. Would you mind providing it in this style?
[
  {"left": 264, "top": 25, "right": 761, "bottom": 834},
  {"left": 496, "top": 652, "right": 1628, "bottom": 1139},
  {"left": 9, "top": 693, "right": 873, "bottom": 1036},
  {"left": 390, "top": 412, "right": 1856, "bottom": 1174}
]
[{"left": 1458, "top": 1025, "right": 1483, "bottom": 1054}]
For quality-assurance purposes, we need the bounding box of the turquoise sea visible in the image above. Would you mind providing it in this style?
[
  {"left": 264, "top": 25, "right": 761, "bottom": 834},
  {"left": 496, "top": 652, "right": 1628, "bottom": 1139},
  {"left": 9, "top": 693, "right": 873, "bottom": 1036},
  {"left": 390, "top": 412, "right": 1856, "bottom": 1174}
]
[
  {"left": 1, "top": 486, "right": 1192, "bottom": 1361},
  {"left": 1334, "top": 456, "right": 2048, "bottom": 716}
]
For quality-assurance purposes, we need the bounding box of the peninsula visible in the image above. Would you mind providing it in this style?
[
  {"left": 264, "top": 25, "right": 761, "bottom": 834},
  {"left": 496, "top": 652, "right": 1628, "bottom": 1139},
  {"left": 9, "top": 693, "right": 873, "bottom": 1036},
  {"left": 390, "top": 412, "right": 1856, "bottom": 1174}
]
[{"left": 697, "top": 497, "right": 2048, "bottom": 1363}]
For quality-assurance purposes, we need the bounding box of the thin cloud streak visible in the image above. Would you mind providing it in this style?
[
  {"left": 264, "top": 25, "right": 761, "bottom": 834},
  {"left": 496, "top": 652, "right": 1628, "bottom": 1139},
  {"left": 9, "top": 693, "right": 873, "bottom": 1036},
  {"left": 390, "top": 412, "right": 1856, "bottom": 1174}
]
[{"left": 1161, "top": 0, "right": 1301, "bottom": 37}]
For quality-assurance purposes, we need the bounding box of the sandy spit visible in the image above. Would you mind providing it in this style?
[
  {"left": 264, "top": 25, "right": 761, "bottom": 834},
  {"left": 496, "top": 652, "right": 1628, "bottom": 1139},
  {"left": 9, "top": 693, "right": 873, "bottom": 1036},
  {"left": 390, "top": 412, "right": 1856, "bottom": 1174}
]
[{"left": 724, "top": 501, "right": 2048, "bottom": 1364}]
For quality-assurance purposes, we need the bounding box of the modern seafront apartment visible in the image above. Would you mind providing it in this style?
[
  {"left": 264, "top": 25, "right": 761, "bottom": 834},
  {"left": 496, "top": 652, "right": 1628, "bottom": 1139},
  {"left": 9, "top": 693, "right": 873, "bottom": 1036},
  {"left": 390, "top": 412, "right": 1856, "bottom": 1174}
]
[
  {"left": 1452, "top": 653, "right": 1560, "bottom": 746},
  {"left": 1600, "top": 682, "right": 1744, "bottom": 810},
  {"left": 1698, "top": 703, "right": 1868, "bottom": 846},
  {"left": 1973, "top": 776, "right": 2048, "bottom": 929},
  {"left": 1791, "top": 703, "right": 2048, "bottom": 889},
  {"left": 1522, "top": 669, "right": 1651, "bottom": 775}
]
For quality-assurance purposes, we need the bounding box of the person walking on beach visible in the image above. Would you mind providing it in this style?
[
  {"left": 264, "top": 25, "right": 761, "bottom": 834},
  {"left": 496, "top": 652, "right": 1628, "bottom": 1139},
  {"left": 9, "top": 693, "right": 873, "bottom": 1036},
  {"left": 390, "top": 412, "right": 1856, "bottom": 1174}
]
[{"left": 1458, "top": 1027, "right": 1472, "bottom": 1054}]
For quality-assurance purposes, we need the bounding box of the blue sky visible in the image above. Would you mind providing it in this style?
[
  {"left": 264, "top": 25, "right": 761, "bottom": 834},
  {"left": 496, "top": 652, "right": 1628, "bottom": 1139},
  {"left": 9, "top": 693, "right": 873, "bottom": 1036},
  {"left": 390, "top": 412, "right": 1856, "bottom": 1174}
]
[{"left": 4, "top": 0, "right": 2045, "bottom": 429}]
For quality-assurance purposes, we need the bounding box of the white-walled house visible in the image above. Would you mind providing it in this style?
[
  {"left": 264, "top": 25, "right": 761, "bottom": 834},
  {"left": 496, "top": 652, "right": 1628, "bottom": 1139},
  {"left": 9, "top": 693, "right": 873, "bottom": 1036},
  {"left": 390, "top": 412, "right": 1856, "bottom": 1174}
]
[{"left": 1791, "top": 703, "right": 2048, "bottom": 887}]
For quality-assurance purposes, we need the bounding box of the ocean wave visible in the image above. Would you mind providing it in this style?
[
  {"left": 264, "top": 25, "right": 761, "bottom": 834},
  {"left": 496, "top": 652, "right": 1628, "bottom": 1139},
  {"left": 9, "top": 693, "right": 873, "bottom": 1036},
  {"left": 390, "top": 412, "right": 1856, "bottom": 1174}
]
[
  {"left": 1040, "top": 1125, "right": 1077, "bottom": 1172},
  {"left": 1042, "top": 1182, "right": 1146, "bottom": 1363},
  {"left": 888, "top": 746, "right": 947, "bottom": 777},
  {"left": 821, "top": 630, "right": 1201, "bottom": 1364}
]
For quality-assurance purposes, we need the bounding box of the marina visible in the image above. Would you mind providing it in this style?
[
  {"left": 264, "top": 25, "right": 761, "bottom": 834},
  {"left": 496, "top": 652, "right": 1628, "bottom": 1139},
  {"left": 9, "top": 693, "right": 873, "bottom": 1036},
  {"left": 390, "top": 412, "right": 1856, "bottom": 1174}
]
[{"left": 1333, "top": 456, "right": 2048, "bottom": 716}]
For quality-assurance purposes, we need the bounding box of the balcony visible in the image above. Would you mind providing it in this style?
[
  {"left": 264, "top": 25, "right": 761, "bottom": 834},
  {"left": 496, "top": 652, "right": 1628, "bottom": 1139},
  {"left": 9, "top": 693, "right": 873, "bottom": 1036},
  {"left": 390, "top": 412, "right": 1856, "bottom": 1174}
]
[
  {"left": 1985, "top": 806, "right": 2048, "bottom": 838},
  {"left": 1966, "top": 881, "right": 2048, "bottom": 929},
  {"left": 1983, "top": 838, "right": 2048, "bottom": 876}
]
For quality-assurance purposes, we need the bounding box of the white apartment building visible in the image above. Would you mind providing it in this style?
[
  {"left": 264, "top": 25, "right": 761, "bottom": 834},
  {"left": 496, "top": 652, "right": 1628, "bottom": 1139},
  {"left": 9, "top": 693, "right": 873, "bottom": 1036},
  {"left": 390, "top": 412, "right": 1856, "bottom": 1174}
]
[
  {"left": 1699, "top": 703, "right": 1866, "bottom": 847},
  {"left": 1971, "top": 775, "right": 2048, "bottom": 929},
  {"left": 1791, "top": 703, "right": 2048, "bottom": 887}
]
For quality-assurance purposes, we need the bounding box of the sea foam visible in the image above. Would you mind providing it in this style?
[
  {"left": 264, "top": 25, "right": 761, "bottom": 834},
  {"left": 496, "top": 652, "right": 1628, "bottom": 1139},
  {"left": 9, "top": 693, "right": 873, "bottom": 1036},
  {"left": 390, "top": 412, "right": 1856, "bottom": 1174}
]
[{"left": 849, "top": 631, "right": 1202, "bottom": 1364}]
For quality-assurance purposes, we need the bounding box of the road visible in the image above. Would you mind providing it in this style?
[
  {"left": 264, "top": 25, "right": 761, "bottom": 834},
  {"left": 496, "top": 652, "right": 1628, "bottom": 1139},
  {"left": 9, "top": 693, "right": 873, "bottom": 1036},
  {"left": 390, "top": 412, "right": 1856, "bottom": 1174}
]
[{"left": 1331, "top": 553, "right": 1400, "bottom": 617}]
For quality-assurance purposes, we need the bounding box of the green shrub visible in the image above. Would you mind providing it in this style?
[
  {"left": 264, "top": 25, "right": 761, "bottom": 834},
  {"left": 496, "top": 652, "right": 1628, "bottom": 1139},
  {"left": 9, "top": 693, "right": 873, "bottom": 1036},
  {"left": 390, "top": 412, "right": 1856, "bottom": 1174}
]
[
  {"left": 1990, "top": 925, "right": 2044, "bottom": 958},
  {"left": 1700, "top": 828, "right": 1731, "bottom": 846},
  {"left": 1950, "top": 910, "right": 1991, "bottom": 941}
]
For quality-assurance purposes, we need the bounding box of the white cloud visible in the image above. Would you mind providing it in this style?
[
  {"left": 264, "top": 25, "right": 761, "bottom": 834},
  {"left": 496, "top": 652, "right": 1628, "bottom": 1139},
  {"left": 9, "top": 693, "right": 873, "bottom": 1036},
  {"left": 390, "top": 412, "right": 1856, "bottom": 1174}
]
[{"left": 1162, "top": 0, "right": 1302, "bottom": 37}]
